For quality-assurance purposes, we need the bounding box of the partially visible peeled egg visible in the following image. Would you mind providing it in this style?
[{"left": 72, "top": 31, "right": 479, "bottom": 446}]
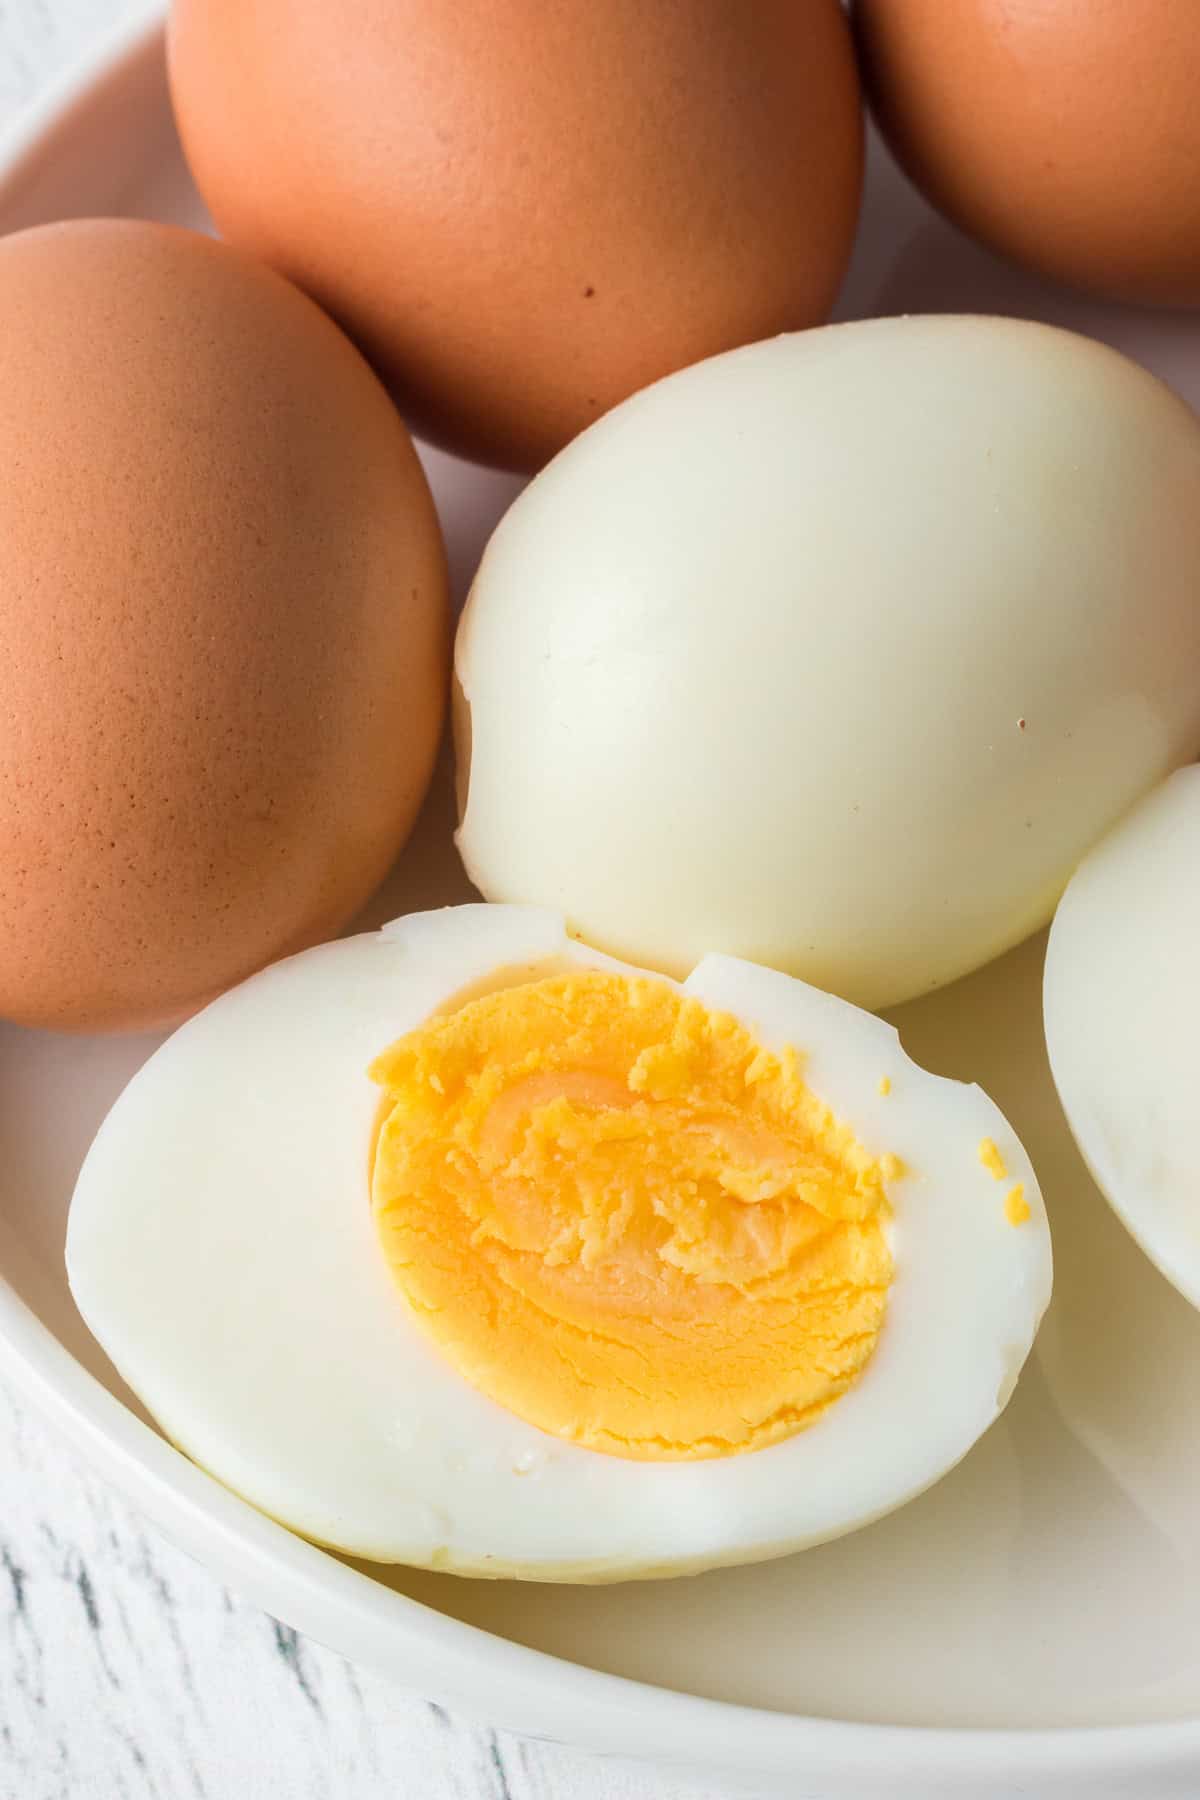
[
  {"left": 67, "top": 905, "right": 1051, "bottom": 1581},
  {"left": 1045, "top": 766, "right": 1200, "bottom": 1311}
]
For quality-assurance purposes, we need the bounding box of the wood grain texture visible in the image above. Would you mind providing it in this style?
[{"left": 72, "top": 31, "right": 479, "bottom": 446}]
[
  {"left": 0, "top": 7, "right": 732, "bottom": 1799},
  {"left": 0, "top": 1377, "right": 732, "bottom": 1800}
]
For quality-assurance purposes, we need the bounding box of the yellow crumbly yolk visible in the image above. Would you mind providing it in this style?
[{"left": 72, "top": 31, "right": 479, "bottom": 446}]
[
  {"left": 368, "top": 970, "right": 896, "bottom": 1461},
  {"left": 978, "top": 1137, "right": 1007, "bottom": 1180},
  {"left": 1005, "top": 1183, "right": 1030, "bottom": 1226}
]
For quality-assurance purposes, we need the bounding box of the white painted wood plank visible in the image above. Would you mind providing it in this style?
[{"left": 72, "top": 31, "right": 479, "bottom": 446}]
[{"left": 0, "top": 1375, "right": 731, "bottom": 1799}]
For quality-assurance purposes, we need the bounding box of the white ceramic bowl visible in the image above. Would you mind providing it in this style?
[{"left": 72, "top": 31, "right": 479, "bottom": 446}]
[{"left": 4, "top": 16, "right": 1200, "bottom": 1796}]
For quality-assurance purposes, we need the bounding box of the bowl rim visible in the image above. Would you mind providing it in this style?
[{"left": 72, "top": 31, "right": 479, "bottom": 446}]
[
  {"left": 2, "top": 11, "right": 1199, "bottom": 1787},
  {"left": 5, "top": 1271, "right": 1200, "bottom": 1789}
]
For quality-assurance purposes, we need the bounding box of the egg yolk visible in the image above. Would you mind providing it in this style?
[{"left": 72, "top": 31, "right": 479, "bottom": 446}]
[
  {"left": 1005, "top": 1183, "right": 1031, "bottom": 1227},
  {"left": 978, "top": 1137, "right": 1008, "bottom": 1181},
  {"left": 369, "top": 971, "right": 895, "bottom": 1461}
]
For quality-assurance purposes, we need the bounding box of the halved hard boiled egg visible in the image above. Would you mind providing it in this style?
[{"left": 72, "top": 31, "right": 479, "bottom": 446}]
[
  {"left": 1045, "top": 766, "right": 1200, "bottom": 1312},
  {"left": 67, "top": 905, "right": 1051, "bottom": 1581}
]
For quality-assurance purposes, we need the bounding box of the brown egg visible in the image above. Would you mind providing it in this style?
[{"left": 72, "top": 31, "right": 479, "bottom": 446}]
[
  {"left": 856, "top": 0, "right": 1200, "bottom": 306},
  {"left": 168, "top": 0, "right": 863, "bottom": 471},
  {"left": 0, "top": 220, "right": 448, "bottom": 1034}
]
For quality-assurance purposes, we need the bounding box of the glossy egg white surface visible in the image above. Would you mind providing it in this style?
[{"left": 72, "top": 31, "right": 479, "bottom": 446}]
[
  {"left": 1044, "top": 766, "right": 1200, "bottom": 1312},
  {"left": 66, "top": 904, "right": 1051, "bottom": 1581},
  {"left": 456, "top": 315, "right": 1200, "bottom": 1011}
]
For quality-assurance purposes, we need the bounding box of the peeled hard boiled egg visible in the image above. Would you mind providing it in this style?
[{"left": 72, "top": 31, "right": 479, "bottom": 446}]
[
  {"left": 1044, "top": 766, "right": 1200, "bottom": 1311},
  {"left": 67, "top": 904, "right": 1051, "bottom": 1581},
  {"left": 0, "top": 220, "right": 448, "bottom": 1033},
  {"left": 169, "top": 0, "right": 862, "bottom": 470},
  {"left": 456, "top": 315, "right": 1200, "bottom": 1010}
]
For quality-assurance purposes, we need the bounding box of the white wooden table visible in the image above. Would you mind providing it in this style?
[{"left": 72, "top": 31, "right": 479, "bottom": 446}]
[{"left": 0, "top": 7, "right": 727, "bottom": 1796}]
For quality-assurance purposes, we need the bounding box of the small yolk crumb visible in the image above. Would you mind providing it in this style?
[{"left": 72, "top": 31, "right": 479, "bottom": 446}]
[
  {"left": 1005, "top": 1183, "right": 1030, "bottom": 1226},
  {"left": 878, "top": 1075, "right": 891, "bottom": 1096},
  {"left": 978, "top": 1137, "right": 1007, "bottom": 1181},
  {"left": 368, "top": 971, "right": 896, "bottom": 1462}
]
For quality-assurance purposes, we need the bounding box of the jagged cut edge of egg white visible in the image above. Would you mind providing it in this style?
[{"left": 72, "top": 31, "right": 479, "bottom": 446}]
[{"left": 66, "top": 904, "right": 1052, "bottom": 1582}]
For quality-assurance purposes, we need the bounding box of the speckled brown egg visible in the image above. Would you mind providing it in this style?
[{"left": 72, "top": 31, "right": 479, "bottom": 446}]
[
  {"left": 856, "top": 0, "right": 1200, "bottom": 306},
  {"left": 0, "top": 220, "right": 449, "bottom": 1034},
  {"left": 168, "top": 0, "right": 863, "bottom": 472}
]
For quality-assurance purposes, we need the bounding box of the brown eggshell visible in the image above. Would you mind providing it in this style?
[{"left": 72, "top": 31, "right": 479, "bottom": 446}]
[
  {"left": 0, "top": 220, "right": 449, "bottom": 1034},
  {"left": 856, "top": 0, "right": 1200, "bottom": 306},
  {"left": 168, "top": 0, "right": 863, "bottom": 471}
]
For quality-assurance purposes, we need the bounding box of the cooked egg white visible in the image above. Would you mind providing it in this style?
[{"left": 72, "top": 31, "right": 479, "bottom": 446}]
[
  {"left": 66, "top": 905, "right": 1051, "bottom": 1581},
  {"left": 1044, "top": 765, "right": 1200, "bottom": 1311},
  {"left": 456, "top": 316, "right": 1200, "bottom": 1010}
]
